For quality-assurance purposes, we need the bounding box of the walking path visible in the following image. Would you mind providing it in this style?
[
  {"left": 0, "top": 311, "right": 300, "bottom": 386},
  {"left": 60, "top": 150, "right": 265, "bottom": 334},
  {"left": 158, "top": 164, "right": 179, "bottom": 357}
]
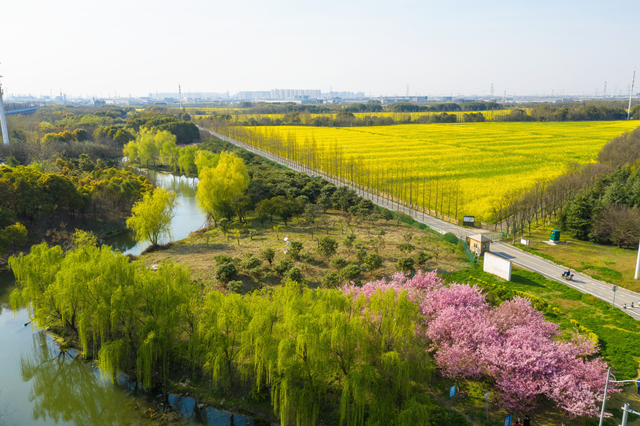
[{"left": 202, "top": 127, "right": 640, "bottom": 320}]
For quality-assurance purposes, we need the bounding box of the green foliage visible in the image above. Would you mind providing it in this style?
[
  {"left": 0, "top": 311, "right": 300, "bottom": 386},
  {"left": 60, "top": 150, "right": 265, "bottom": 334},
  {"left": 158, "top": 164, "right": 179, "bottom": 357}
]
[
  {"left": 288, "top": 241, "right": 304, "bottom": 260},
  {"left": 443, "top": 232, "right": 459, "bottom": 245},
  {"left": 196, "top": 152, "right": 249, "bottom": 226},
  {"left": 227, "top": 281, "right": 243, "bottom": 293},
  {"left": 126, "top": 187, "right": 178, "bottom": 246},
  {"left": 260, "top": 247, "right": 276, "bottom": 266},
  {"left": 317, "top": 236, "right": 338, "bottom": 259},
  {"left": 340, "top": 264, "right": 362, "bottom": 281},
  {"left": 273, "top": 258, "right": 295, "bottom": 276},
  {"left": 215, "top": 262, "right": 238, "bottom": 284},
  {"left": 321, "top": 271, "right": 342, "bottom": 288},
  {"left": 397, "top": 242, "right": 415, "bottom": 254},
  {"left": 330, "top": 256, "right": 349, "bottom": 270},
  {"left": 343, "top": 232, "right": 356, "bottom": 251},
  {"left": 363, "top": 253, "right": 383, "bottom": 271},
  {"left": 0, "top": 222, "right": 28, "bottom": 254},
  {"left": 283, "top": 266, "right": 303, "bottom": 283},
  {"left": 415, "top": 250, "right": 432, "bottom": 265},
  {"left": 242, "top": 255, "right": 262, "bottom": 271},
  {"left": 396, "top": 257, "right": 416, "bottom": 274},
  {"left": 11, "top": 240, "right": 436, "bottom": 426}
]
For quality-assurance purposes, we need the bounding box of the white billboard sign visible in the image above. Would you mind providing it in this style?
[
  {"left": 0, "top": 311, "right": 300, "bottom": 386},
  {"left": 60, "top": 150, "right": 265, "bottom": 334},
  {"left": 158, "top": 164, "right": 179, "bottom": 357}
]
[{"left": 483, "top": 252, "right": 512, "bottom": 281}]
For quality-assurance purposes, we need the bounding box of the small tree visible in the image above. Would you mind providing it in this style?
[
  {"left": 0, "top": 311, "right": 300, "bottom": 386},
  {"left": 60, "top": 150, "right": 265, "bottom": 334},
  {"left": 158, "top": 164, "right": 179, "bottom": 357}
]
[
  {"left": 330, "top": 256, "right": 349, "bottom": 270},
  {"left": 227, "top": 280, "right": 242, "bottom": 293},
  {"left": 363, "top": 253, "right": 383, "bottom": 271},
  {"left": 219, "top": 218, "right": 231, "bottom": 239},
  {"left": 317, "top": 236, "right": 338, "bottom": 259},
  {"left": 0, "top": 222, "right": 28, "bottom": 255},
  {"left": 397, "top": 243, "right": 416, "bottom": 254},
  {"left": 415, "top": 251, "right": 433, "bottom": 266},
  {"left": 260, "top": 248, "right": 276, "bottom": 266},
  {"left": 343, "top": 233, "right": 356, "bottom": 252},
  {"left": 321, "top": 272, "right": 342, "bottom": 288},
  {"left": 284, "top": 266, "right": 303, "bottom": 283},
  {"left": 273, "top": 258, "right": 295, "bottom": 276},
  {"left": 396, "top": 257, "right": 415, "bottom": 274},
  {"left": 126, "top": 187, "right": 178, "bottom": 246},
  {"left": 288, "top": 241, "right": 304, "bottom": 260},
  {"left": 216, "top": 262, "right": 237, "bottom": 284},
  {"left": 340, "top": 264, "right": 361, "bottom": 282}
]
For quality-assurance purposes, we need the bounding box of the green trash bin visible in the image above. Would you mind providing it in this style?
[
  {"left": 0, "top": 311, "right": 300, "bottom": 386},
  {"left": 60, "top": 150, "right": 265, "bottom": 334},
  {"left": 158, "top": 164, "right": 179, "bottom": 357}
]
[{"left": 550, "top": 229, "right": 561, "bottom": 242}]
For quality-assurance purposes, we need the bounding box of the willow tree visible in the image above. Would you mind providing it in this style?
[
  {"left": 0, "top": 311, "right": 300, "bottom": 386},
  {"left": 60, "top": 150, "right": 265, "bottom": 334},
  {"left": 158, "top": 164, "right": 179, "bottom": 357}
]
[
  {"left": 196, "top": 151, "right": 249, "bottom": 226},
  {"left": 126, "top": 187, "right": 178, "bottom": 246}
]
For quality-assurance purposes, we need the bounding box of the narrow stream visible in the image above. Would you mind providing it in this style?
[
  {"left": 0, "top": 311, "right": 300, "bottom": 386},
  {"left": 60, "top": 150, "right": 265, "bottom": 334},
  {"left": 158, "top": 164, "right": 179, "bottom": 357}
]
[{"left": 0, "top": 170, "right": 274, "bottom": 426}]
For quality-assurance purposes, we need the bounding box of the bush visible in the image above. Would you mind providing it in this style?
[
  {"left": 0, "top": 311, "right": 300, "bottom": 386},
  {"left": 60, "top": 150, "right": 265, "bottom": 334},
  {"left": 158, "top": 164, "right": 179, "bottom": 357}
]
[
  {"left": 216, "top": 262, "right": 238, "bottom": 283},
  {"left": 443, "top": 233, "right": 459, "bottom": 245},
  {"left": 260, "top": 248, "right": 276, "bottom": 265},
  {"left": 288, "top": 241, "right": 304, "bottom": 260},
  {"left": 214, "top": 254, "right": 235, "bottom": 265},
  {"left": 363, "top": 253, "right": 383, "bottom": 271},
  {"left": 355, "top": 248, "right": 368, "bottom": 263},
  {"left": 283, "top": 266, "right": 303, "bottom": 283},
  {"left": 396, "top": 257, "right": 416, "bottom": 274},
  {"left": 397, "top": 243, "right": 415, "bottom": 254},
  {"left": 227, "top": 280, "right": 242, "bottom": 293},
  {"left": 330, "top": 256, "right": 349, "bottom": 270},
  {"left": 321, "top": 272, "right": 342, "bottom": 288},
  {"left": 340, "top": 264, "right": 362, "bottom": 281},
  {"left": 273, "top": 258, "right": 295, "bottom": 276},
  {"left": 242, "top": 255, "right": 262, "bottom": 271},
  {"left": 317, "top": 236, "right": 338, "bottom": 259},
  {"left": 343, "top": 233, "right": 356, "bottom": 251},
  {"left": 415, "top": 251, "right": 432, "bottom": 265}
]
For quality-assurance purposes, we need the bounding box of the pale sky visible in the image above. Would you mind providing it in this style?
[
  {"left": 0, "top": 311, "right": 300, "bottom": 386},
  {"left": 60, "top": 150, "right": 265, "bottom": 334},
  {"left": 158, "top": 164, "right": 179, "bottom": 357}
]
[{"left": 4, "top": 0, "right": 639, "bottom": 98}]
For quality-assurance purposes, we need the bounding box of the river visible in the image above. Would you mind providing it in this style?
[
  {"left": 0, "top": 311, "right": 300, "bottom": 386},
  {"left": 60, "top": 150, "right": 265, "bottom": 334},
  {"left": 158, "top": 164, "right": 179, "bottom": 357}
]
[{"left": 0, "top": 170, "right": 273, "bottom": 426}]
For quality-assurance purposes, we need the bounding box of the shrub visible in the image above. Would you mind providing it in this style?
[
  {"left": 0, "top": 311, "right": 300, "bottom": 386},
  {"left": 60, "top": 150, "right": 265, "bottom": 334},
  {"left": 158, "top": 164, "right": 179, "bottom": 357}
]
[
  {"left": 284, "top": 266, "right": 303, "bottom": 283},
  {"left": 321, "top": 272, "right": 342, "bottom": 288},
  {"left": 227, "top": 280, "right": 242, "bottom": 293},
  {"left": 397, "top": 243, "right": 415, "bottom": 254},
  {"left": 214, "top": 254, "right": 234, "bottom": 265},
  {"left": 273, "top": 258, "right": 295, "bottom": 276},
  {"left": 443, "top": 232, "right": 459, "bottom": 245},
  {"left": 216, "top": 262, "right": 237, "bottom": 283},
  {"left": 242, "top": 255, "right": 262, "bottom": 271},
  {"left": 363, "top": 253, "right": 383, "bottom": 271},
  {"left": 340, "top": 264, "right": 362, "bottom": 281},
  {"left": 343, "top": 233, "right": 356, "bottom": 251},
  {"left": 330, "top": 256, "right": 349, "bottom": 270},
  {"left": 355, "top": 248, "right": 368, "bottom": 263},
  {"left": 288, "top": 241, "right": 304, "bottom": 260},
  {"left": 396, "top": 257, "right": 416, "bottom": 274},
  {"left": 260, "top": 248, "right": 276, "bottom": 266},
  {"left": 415, "top": 251, "right": 432, "bottom": 265},
  {"left": 317, "top": 236, "right": 338, "bottom": 259}
]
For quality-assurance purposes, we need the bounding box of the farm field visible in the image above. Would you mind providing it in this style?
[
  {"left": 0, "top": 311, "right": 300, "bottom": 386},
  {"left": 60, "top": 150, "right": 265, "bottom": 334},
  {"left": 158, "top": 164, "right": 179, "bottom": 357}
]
[{"left": 220, "top": 121, "right": 640, "bottom": 221}]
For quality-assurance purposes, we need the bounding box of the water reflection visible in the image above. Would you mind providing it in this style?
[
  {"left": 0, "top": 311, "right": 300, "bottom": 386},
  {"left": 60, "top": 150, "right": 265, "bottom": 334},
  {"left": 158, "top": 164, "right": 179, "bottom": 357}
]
[
  {"left": 20, "top": 332, "right": 150, "bottom": 425},
  {"left": 103, "top": 170, "right": 207, "bottom": 256}
]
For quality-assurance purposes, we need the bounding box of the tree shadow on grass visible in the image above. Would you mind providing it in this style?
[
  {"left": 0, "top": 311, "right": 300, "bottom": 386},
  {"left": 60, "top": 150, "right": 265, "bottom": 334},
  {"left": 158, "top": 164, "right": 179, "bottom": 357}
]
[{"left": 511, "top": 273, "right": 544, "bottom": 288}]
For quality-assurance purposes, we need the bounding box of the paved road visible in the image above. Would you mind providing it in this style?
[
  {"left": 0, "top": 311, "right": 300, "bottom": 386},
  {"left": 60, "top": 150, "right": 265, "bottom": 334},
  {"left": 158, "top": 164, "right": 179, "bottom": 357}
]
[{"left": 202, "top": 126, "right": 640, "bottom": 319}]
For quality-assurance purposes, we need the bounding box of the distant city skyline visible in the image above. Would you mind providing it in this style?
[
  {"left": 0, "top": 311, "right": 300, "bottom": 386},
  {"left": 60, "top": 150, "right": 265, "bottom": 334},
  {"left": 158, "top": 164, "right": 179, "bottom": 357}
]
[{"left": 3, "top": 0, "right": 639, "bottom": 99}]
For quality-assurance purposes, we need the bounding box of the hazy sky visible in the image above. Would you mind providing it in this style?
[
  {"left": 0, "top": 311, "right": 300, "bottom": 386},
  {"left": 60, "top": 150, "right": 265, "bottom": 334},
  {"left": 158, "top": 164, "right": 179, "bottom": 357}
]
[{"left": 4, "top": 0, "right": 639, "bottom": 98}]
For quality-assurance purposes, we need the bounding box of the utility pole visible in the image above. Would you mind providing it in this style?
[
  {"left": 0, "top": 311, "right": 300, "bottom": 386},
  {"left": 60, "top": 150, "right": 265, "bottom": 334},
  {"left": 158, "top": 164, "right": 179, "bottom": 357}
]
[
  {"left": 603, "top": 81, "right": 607, "bottom": 100},
  {"left": 491, "top": 83, "right": 494, "bottom": 97},
  {"left": 628, "top": 69, "right": 636, "bottom": 120},
  {"left": 0, "top": 69, "right": 9, "bottom": 146},
  {"left": 179, "top": 84, "right": 183, "bottom": 110},
  {"left": 406, "top": 85, "right": 409, "bottom": 97}
]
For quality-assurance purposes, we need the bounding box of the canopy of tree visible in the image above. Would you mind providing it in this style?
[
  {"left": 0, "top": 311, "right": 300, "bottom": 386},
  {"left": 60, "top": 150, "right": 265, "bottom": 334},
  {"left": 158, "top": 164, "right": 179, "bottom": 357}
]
[{"left": 125, "top": 112, "right": 199, "bottom": 144}]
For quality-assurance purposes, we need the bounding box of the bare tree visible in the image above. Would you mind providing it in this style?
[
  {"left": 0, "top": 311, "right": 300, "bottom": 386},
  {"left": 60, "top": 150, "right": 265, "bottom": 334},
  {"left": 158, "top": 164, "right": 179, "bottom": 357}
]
[{"left": 593, "top": 205, "right": 640, "bottom": 248}]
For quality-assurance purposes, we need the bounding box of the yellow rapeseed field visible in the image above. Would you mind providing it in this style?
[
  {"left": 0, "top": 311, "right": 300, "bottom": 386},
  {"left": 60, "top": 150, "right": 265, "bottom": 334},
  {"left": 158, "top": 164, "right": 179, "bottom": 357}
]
[{"left": 223, "top": 122, "right": 640, "bottom": 221}]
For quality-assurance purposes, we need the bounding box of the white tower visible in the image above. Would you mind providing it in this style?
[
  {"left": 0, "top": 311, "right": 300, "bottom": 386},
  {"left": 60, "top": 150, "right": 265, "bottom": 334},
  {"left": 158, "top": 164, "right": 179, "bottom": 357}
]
[
  {"left": 628, "top": 69, "right": 636, "bottom": 120},
  {"left": 0, "top": 72, "right": 10, "bottom": 147}
]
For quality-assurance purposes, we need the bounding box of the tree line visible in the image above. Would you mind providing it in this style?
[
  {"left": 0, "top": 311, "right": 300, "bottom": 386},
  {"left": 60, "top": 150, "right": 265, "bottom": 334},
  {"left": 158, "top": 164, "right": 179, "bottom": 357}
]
[
  {"left": 205, "top": 126, "right": 466, "bottom": 225},
  {"left": 491, "top": 126, "right": 640, "bottom": 246}
]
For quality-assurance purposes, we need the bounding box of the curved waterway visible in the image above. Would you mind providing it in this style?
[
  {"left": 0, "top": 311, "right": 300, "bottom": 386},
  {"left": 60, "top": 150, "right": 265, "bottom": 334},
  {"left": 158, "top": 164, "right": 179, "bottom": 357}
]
[
  {"left": 0, "top": 170, "right": 274, "bottom": 426},
  {"left": 104, "top": 169, "right": 207, "bottom": 256}
]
